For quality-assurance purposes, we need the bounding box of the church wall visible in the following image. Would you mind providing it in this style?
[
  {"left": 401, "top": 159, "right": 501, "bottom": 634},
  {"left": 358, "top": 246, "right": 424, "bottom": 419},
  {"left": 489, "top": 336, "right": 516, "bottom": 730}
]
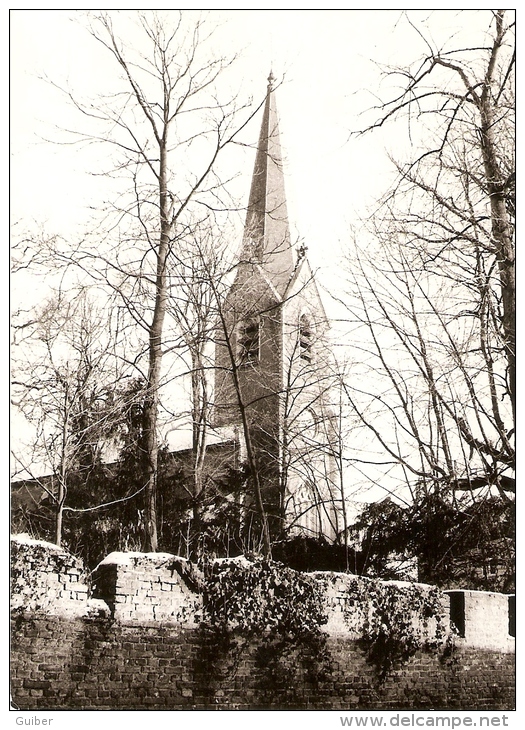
[
  {"left": 280, "top": 268, "right": 340, "bottom": 539},
  {"left": 213, "top": 269, "right": 285, "bottom": 519},
  {"left": 213, "top": 268, "right": 283, "bottom": 437}
]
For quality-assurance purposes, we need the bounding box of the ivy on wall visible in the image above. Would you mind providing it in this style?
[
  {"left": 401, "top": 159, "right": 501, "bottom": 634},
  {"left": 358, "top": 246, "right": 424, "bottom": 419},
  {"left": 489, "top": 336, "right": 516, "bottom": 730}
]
[
  {"left": 343, "top": 577, "right": 450, "bottom": 678},
  {"left": 203, "top": 558, "right": 327, "bottom": 636},
  {"left": 199, "top": 559, "right": 331, "bottom": 697},
  {"left": 11, "top": 538, "right": 88, "bottom": 614}
]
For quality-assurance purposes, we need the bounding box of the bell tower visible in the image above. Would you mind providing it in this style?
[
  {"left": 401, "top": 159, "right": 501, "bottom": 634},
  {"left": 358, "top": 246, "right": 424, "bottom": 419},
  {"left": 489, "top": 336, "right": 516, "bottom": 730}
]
[{"left": 214, "top": 74, "right": 339, "bottom": 542}]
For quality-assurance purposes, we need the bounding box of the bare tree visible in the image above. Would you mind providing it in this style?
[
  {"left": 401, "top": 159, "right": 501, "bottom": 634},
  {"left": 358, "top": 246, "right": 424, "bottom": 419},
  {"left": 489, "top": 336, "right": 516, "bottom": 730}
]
[
  {"left": 164, "top": 222, "right": 236, "bottom": 556},
  {"left": 19, "top": 12, "right": 261, "bottom": 551},
  {"left": 340, "top": 11, "right": 515, "bottom": 501},
  {"left": 11, "top": 290, "right": 134, "bottom": 546},
  {"left": 341, "top": 238, "right": 513, "bottom": 497}
]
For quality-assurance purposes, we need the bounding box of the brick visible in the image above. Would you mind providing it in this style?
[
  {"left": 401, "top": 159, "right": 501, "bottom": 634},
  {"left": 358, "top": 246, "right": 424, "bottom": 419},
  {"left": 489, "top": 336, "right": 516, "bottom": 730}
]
[
  {"left": 23, "top": 679, "right": 51, "bottom": 689},
  {"left": 11, "top": 605, "right": 515, "bottom": 710}
]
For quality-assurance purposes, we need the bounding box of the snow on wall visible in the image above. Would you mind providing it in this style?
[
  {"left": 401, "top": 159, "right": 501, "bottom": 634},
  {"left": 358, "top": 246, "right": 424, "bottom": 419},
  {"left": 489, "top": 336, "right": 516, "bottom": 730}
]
[
  {"left": 10, "top": 535, "right": 515, "bottom": 652},
  {"left": 11, "top": 534, "right": 90, "bottom": 616}
]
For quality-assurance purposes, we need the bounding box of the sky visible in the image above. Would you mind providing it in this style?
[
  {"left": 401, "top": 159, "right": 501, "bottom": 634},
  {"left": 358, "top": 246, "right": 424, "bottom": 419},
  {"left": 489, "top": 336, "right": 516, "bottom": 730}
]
[
  {"left": 9, "top": 7, "right": 512, "bottom": 499},
  {"left": 10, "top": 9, "right": 499, "bottom": 277}
]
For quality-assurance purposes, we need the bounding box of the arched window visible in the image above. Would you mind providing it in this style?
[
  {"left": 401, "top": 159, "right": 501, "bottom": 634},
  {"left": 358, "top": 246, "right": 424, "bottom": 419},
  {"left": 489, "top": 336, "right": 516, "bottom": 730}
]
[
  {"left": 299, "top": 314, "right": 313, "bottom": 362},
  {"left": 237, "top": 318, "right": 259, "bottom": 365}
]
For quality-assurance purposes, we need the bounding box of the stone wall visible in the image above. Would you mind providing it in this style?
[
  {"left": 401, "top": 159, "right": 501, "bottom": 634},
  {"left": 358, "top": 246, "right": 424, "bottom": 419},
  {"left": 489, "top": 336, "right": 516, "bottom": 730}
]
[{"left": 10, "top": 537, "right": 515, "bottom": 710}]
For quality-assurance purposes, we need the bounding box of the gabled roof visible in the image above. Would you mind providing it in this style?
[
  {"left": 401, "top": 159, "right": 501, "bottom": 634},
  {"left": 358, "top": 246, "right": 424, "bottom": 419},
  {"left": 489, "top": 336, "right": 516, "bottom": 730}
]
[
  {"left": 284, "top": 254, "right": 329, "bottom": 328},
  {"left": 240, "top": 73, "right": 295, "bottom": 296}
]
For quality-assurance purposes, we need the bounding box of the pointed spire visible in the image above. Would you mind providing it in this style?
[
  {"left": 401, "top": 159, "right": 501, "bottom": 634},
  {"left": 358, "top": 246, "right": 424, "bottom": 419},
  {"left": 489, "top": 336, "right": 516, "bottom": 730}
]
[{"left": 241, "top": 73, "right": 295, "bottom": 295}]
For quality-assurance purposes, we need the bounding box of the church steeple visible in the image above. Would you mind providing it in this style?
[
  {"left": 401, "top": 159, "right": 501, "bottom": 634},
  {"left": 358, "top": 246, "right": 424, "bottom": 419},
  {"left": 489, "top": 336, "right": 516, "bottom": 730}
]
[
  {"left": 213, "top": 74, "right": 338, "bottom": 546},
  {"left": 241, "top": 72, "right": 295, "bottom": 295}
]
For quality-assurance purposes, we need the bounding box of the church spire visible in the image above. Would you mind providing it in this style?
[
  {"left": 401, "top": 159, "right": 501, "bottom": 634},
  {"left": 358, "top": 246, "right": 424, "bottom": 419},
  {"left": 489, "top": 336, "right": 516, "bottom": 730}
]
[{"left": 241, "top": 73, "right": 295, "bottom": 295}]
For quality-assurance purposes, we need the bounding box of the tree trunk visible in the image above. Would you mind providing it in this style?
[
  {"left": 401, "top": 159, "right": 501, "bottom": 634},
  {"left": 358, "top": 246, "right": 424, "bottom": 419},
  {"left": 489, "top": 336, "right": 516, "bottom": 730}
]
[
  {"left": 479, "top": 103, "right": 515, "bottom": 421},
  {"left": 191, "top": 351, "right": 208, "bottom": 559},
  {"left": 55, "top": 487, "right": 64, "bottom": 548},
  {"left": 142, "top": 137, "right": 170, "bottom": 553}
]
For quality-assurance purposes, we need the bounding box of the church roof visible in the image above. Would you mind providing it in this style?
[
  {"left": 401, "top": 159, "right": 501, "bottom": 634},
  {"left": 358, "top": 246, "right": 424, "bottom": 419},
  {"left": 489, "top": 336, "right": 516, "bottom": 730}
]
[
  {"left": 241, "top": 72, "right": 295, "bottom": 295},
  {"left": 284, "top": 254, "right": 329, "bottom": 327}
]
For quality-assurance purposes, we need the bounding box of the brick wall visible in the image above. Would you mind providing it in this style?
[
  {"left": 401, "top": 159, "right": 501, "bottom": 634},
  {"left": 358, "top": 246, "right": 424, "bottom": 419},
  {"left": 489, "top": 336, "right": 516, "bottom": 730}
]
[
  {"left": 10, "top": 616, "right": 514, "bottom": 710},
  {"left": 10, "top": 538, "right": 515, "bottom": 710},
  {"left": 11, "top": 535, "right": 89, "bottom": 615},
  {"left": 91, "top": 551, "right": 202, "bottom": 624}
]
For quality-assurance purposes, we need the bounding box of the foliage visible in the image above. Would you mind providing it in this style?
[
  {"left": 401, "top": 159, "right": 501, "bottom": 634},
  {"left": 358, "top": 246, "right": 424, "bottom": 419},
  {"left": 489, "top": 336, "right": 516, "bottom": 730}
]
[
  {"left": 158, "top": 465, "right": 250, "bottom": 561},
  {"left": 350, "top": 499, "right": 412, "bottom": 580},
  {"left": 203, "top": 558, "right": 327, "bottom": 637},
  {"left": 12, "top": 464, "right": 145, "bottom": 571},
  {"left": 349, "top": 493, "right": 515, "bottom": 592},
  {"left": 12, "top": 458, "right": 253, "bottom": 569},
  {"left": 344, "top": 576, "right": 449, "bottom": 679},
  {"left": 200, "top": 558, "right": 330, "bottom": 697}
]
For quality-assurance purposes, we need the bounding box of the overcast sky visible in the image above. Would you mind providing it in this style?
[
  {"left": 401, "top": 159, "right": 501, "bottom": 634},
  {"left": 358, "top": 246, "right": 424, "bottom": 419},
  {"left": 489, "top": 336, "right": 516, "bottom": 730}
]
[{"left": 10, "top": 8, "right": 499, "bottom": 278}]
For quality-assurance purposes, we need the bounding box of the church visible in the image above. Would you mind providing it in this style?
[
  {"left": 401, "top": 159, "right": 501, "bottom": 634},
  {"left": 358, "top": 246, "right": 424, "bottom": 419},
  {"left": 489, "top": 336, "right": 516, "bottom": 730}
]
[
  {"left": 11, "top": 73, "right": 343, "bottom": 563},
  {"left": 212, "top": 73, "right": 340, "bottom": 545}
]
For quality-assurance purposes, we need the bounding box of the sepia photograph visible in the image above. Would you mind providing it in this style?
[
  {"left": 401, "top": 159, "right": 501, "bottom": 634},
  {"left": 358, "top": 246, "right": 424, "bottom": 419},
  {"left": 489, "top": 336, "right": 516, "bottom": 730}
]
[{"left": 10, "top": 7, "right": 515, "bottom": 720}]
